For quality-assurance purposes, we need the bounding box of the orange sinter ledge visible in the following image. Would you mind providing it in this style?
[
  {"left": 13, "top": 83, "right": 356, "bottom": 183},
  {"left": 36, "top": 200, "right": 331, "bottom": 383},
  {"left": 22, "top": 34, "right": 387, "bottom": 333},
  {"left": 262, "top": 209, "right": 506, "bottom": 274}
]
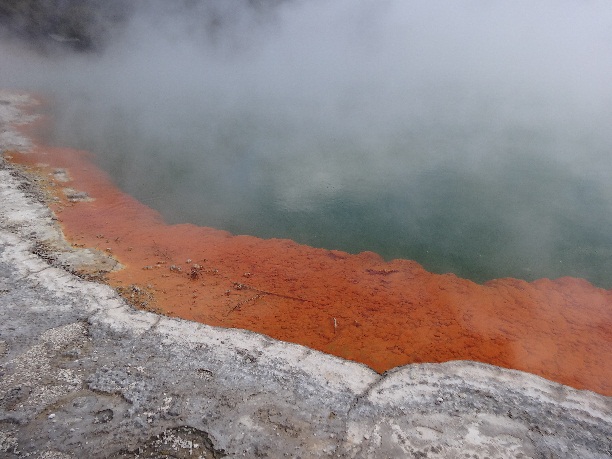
[{"left": 6, "top": 100, "right": 612, "bottom": 397}]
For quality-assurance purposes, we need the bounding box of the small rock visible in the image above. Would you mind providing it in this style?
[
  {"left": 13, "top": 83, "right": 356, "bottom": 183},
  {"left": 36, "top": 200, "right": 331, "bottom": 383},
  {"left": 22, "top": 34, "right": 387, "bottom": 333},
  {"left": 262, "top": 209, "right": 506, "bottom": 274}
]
[
  {"left": 94, "top": 409, "right": 114, "bottom": 424},
  {"left": 52, "top": 168, "right": 70, "bottom": 182},
  {"left": 63, "top": 188, "right": 92, "bottom": 202}
]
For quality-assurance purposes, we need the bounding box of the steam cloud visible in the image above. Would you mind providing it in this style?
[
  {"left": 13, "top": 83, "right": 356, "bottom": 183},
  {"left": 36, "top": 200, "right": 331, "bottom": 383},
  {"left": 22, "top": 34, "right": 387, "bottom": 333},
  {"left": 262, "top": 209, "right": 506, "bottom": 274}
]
[{"left": 1, "top": 0, "right": 612, "bottom": 286}]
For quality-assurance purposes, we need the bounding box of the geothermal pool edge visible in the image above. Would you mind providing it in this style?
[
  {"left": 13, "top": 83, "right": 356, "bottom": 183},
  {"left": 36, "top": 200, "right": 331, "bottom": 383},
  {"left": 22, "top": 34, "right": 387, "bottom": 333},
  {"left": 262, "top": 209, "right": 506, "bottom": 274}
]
[{"left": 1, "top": 91, "right": 611, "bottom": 458}]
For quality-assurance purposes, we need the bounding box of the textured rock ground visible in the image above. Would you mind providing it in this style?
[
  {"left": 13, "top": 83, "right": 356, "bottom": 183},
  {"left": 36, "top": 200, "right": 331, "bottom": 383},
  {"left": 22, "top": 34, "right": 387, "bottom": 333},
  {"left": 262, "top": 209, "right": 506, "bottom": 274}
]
[{"left": 1, "top": 91, "right": 611, "bottom": 457}]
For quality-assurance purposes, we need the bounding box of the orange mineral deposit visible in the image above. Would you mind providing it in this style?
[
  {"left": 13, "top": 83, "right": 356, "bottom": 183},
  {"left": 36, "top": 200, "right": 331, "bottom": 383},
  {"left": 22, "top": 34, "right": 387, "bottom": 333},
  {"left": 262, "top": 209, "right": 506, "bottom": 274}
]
[{"left": 7, "top": 118, "right": 612, "bottom": 396}]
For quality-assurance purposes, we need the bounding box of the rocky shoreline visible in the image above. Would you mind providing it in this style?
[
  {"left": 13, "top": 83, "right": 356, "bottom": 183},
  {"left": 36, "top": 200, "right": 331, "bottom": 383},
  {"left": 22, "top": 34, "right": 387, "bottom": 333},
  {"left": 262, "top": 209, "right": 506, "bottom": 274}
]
[{"left": 1, "top": 91, "right": 611, "bottom": 457}]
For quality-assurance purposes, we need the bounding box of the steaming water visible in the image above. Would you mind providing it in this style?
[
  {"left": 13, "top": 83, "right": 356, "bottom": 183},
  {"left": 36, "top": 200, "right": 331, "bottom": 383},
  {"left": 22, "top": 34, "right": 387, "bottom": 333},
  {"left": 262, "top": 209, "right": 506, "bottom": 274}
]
[{"left": 3, "top": 0, "right": 612, "bottom": 287}]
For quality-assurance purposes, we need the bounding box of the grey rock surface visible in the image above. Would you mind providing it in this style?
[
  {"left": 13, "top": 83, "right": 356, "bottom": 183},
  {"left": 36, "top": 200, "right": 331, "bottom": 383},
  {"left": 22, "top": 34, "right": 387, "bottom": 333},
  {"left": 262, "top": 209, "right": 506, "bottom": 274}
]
[{"left": 1, "top": 91, "right": 611, "bottom": 458}]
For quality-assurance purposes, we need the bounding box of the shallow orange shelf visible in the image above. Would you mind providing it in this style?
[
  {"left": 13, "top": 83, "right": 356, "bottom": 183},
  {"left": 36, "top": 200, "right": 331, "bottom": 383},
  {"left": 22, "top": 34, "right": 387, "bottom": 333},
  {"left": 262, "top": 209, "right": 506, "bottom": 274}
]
[{"left": 8, "top": 115, "right": 612, "bottom": 396}]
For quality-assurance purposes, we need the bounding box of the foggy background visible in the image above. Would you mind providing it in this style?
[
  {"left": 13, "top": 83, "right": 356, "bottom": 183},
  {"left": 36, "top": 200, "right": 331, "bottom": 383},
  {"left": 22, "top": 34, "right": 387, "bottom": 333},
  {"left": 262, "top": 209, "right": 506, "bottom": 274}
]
[{"left": 1, "top": 0, "right": 612, "bottom": 287}]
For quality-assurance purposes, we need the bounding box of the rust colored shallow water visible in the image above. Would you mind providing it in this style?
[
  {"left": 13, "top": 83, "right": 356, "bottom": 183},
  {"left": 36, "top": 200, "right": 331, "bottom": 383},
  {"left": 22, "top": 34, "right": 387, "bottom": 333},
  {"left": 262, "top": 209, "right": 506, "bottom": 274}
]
[{"left": 7, "top": 124, "right": 612, "bottom": 396}]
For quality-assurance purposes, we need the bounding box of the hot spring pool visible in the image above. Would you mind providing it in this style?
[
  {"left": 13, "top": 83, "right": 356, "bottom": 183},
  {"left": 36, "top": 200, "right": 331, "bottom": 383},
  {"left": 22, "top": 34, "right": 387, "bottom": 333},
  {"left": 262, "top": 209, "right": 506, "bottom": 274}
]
[{"left": 5, "top": 0, "right": 612, "bottom": 287}]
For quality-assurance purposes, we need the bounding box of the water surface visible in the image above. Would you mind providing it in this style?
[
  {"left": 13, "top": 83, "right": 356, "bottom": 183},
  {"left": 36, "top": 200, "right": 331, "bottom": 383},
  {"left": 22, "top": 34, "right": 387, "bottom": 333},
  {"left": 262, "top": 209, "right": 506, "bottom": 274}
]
[{"left": 4, "top": 0, "right": 612, "bottom": 286}]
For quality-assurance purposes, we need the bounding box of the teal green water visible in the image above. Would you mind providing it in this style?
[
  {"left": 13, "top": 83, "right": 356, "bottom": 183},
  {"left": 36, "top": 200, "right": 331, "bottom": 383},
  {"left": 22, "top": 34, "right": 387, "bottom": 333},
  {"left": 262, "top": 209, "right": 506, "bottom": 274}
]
[
  {"left": 51, "top": 105, "right": 612, "bottom": 288},
  {"left": 16, "top": 1, "right": 609, "bottom": 289}
]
